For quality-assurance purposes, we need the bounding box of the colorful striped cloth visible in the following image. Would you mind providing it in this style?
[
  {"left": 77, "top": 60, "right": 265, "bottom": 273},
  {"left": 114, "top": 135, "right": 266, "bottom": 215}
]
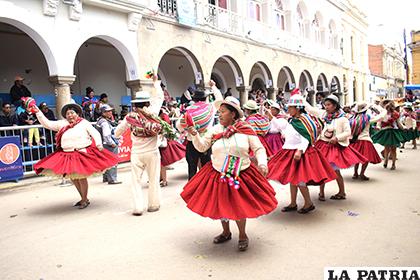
[
  {"left": 179, "top": 101, "right": 215, "bottom": 134},
  {"left": 349, "top": 113, "right": 370, "bottom": 141},
  {"left": 245, "top": 113, "right": 271, "bottom": 136},
  {"left": 290, "top": 114, "right": 324, "bottom": 145}
]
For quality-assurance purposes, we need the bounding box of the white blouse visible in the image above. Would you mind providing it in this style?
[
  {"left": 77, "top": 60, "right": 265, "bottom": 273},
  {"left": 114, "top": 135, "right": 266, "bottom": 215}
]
[
  {"left": 304, "top": 101, "right": 351, "bottom": 146},
  {"left": 271, "top": 118, "right": 309, "bottom": 153},
  {"left": 36, "top": 112, "right": 102, "bottom": 152},
  {"left": 191, "top": 124, "right": 267, "bottom": 171}
]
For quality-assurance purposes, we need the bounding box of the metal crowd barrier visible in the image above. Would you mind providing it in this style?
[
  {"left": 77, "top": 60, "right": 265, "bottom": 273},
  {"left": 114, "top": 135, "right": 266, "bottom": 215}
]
[
  {"left": 0, "top": 124, "right": 56, "bottom": 176},
  {"left": 0, "top": 115, "right": 217, "bottom": 177}
]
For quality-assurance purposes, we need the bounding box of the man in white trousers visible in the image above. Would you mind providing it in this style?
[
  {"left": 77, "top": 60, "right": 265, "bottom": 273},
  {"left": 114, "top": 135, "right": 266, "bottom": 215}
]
[{"left": 115, "top": 75, "right": 164, "bottom": 216}]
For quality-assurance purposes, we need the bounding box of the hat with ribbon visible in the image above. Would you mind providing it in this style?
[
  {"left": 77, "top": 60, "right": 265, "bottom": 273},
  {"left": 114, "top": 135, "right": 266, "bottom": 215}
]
[{"left": 215, "top": 96, "right": 244, "bottom": 118}]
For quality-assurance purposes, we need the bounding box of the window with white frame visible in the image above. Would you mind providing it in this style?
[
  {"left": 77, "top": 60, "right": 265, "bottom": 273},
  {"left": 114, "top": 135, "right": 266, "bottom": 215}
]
[
  {"left": 329, "top": 21, "right": 338, "bottom": 49},
  {"left": 249, "top": 1, "right": 262, "bottom": 21},
  {"left": 275, "top": 0, "right": 286, "bottom": 31},
  {"left": 297, "top": 4, "right": 305, "bottom": 38},
  {"left": 313, "top": 15, "right": 321, "bottom": 44}
]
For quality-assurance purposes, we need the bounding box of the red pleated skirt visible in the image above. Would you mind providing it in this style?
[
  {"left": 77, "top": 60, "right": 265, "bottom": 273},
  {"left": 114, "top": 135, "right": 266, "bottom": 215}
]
[
  {"left": 160, "top": 140, "right": 186, "bottom": 166},
  {"left": 268, "top": 146, "right": 337, "bottom": 186},
  {"left": 315, "top": 140, "right": 368, "bottom": 169},
  {"left": 34, "top": 145, "right": 119, "bottom": 179},
  {"left": 349, "top": 140, "right": 382, "bottom": 164},
  {"left": 264, "top": 133, "right": 284, "bottom": 154},
  {"left": 258, "top": 135, "right": 274, "bottom": 158},
  {"left": 180, "top": 162, "right": 278, "bottom": 220}
]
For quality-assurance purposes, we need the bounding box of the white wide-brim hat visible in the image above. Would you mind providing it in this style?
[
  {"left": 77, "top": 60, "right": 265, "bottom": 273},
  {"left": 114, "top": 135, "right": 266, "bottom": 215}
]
[
  {"left": 270, "top": 102, "right": 281, "bottom": 110},
  {"left": 353, "top": 102, "right": 369, "bottom": 113},
  {"left": 131, "top": 91, "right": 151, "bottom": 103},
  {"left": 243, "top": 100, "right": 259, "bottom": 111},
  {"left": 214, "top": 96, "right": 244, "bottom": 118}
]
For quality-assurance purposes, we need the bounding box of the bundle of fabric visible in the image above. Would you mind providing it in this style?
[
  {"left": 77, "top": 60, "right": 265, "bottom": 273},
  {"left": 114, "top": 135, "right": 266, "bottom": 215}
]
[
  {"left": 349, "top": 113, "right": 370, "bottom": 143},
  {"left": 246, "top": 113, "right": 273, "bottom": 157},
  {"left": 245, "top": 113, "right": 271, "bottom": 136},
  {"left": 126, "top": 109, "right": 176, "bottom": 139},
  {"left": 179, "top": 102, "right": 214, "bottom": 134}
]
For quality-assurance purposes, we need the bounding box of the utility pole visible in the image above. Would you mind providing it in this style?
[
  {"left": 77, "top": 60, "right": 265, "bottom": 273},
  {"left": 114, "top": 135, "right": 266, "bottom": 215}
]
[{"left": 403, "top": 29, "right": 410, "bottom": 84}]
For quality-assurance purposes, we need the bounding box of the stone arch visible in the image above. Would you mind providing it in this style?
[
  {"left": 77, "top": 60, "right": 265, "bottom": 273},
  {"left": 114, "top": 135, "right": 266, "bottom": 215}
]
[
  {"left": 157, "top": 47, "right": 204, "bottom": 98},
  {"left": 211, "top": 55, "right": 244, "bottom": 97},
  {"left": 0, "top": 17, "right": 57, "bottom": 75},
  {"left": 299, "top": 70, "right": 315, "bottom": 105},
  {"left": 73, "top": 37, "right": 133, "bottom": 109},
  {"left": 277, "top": 66, "right": 296, "bottom": 92},
  {"left": 73, "top": 35, "right": 139, "bottom": 81},
  {"left": 249, "top": 61, "right": 273, "bottom": 90},
  {"left": 299, "top": 70, "right": 314, "bottom": 92},
  {"left": 330, "top": 76, "right": 341, "bottom": 94},
  {"left": 316, "top": 73, "right": 329, "bottom": 94}
]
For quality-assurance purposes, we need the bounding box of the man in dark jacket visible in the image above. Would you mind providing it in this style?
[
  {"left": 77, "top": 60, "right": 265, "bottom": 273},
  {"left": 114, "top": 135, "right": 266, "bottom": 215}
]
[
  {"left": 0, "top": 102, "right": 19, "bottom": 136},
  {"left": 39, "top": 102, "right": 56, "bottom": 121},
  {"left": 0, "top": 102, "right": 18, "bottom": 127},
  {"left": 10, "top": 76, "right": 31, "bottom": 107}
]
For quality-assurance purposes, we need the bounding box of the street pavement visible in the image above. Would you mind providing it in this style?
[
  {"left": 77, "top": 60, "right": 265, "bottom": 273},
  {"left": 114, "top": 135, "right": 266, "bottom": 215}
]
[{"left": 1, "top": 144, "right": 419, "bottom": 280}]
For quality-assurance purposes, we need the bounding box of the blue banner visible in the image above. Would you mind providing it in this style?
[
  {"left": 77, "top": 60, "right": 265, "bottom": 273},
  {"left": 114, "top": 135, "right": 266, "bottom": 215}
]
[{"left": 0, "top": 136, "right": 23, "bottom": 182}]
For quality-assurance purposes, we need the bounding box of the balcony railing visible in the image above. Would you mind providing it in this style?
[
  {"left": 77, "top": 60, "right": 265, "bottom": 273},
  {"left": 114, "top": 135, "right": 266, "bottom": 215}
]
[
  {"left": 157, "top": 0, "right": 177, "bottom": 17},
  {"left": 202, "top": 3, "right": 243, "bottom": 36},
  {"left": 154, "top": 1, "right": 342, "bottom": 64}
]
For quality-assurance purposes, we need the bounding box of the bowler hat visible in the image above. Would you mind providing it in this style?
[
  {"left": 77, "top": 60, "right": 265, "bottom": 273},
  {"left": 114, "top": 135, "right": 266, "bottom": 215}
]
[{"left": 61, "top": 103, "right": 83, "bottom": 118}]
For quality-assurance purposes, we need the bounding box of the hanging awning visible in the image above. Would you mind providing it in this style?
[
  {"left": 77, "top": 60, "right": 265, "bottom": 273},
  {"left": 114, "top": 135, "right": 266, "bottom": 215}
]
[{"left": 405, "top": 84, "right": 420, "bottom": 90}]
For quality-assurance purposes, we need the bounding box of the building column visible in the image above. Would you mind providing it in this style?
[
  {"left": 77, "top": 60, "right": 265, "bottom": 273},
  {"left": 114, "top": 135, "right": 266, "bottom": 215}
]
[
  {"left": 236, "top": 86, "right": 251, "bottom": 106},
  {"left": 49, "top": 75, "right": 76, "bottom": 119},
  {"left": 125, "top": 79, "right": 142, "bottom": 100}
]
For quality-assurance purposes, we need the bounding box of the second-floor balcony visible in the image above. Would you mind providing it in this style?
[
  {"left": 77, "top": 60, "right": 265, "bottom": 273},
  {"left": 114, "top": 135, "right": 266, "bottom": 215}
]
[{"left": 156, "top": 1, "right": 343, "bottom": 65}]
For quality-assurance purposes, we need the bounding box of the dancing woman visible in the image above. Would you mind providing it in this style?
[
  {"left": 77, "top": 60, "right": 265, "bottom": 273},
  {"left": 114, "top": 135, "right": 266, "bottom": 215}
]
[
  {"left": 268, "top": 94, "right": 336, "bottom": 213},
  {"left": 372, "top": 101, "right": 405, "bottom": 170},
  {"left": 349, "top": 102, "right": 386, "bottom": 180},
  {"left": 34, "top": 103, "right": 118, "bottom": 209},
  {"left": 305, "top": 95, "right": 367, "bottom": 201},
  {"left": 181, "top": 97, "right": 277, "bottom": 251}
]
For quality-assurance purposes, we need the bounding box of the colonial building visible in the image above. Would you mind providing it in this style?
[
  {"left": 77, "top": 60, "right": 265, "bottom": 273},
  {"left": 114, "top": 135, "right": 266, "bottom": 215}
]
[
  {"left": 408, "top": 30, "right": 420, "bottom": 84},
  {"left": 0, "top": 0, "right": 370, "bottom": 117},
  {"left": 368, "top": 43, "right": 405, "bottom": 100}
]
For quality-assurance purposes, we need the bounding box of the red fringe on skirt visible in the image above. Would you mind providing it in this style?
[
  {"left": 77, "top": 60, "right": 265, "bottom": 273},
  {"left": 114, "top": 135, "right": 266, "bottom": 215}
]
[
  {"left": 180, "top": 163, "right": 278, "bottom": 220},
  {"left": 34, "top": 145, "right": 119, "bottom": 179},
  {"left": 160, "top": 140, "right": 186, "bottom": 166},
  {"left": 264, "top": 133, "right": 284, "bottom": 154},
  {"left": 268, "top": 146, "right": 337, "bottom": 186},
  {"left": 349, "top": 140, "right": 381, "bottom": 164},
  {"left": 315, "top": 140, "right": 368, "bottom": 169}
]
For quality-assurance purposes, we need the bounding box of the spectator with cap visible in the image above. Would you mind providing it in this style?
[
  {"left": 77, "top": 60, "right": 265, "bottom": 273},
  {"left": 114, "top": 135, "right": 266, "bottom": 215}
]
[
  {"left": 82, "top": 87, "right": 98, "bottom": 120},
  {"left": 97, "top": 104, "right": 121, "bottom": 185},
  {"left": 39, "top": 102, "right": 56, "bottom": 121},
  {"left": 94, "top": 93, "right": 109, "bottom": 120},
  {"left": 0, "top": 102, "right": 19, "bottom": 128},
  {"left": 10, "top": 76, "right": 31, "bottom": 107}
]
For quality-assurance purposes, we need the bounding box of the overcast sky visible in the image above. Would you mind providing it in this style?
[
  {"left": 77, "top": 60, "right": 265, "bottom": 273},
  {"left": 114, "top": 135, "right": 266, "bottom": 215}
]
[{"left": 361, "top": 0, "right": 419, "bottom": 46}]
